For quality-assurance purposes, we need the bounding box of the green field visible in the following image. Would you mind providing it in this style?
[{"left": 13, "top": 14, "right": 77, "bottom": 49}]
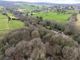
[
  {"left": 0, "top": 14, "right": 24, "bottom": 37},
  {"left": 34, "top": 12, "right": 71, "bottom": 23}
]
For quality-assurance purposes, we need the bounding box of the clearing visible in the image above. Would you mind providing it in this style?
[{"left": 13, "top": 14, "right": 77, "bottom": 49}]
[
  {"left": 33, "top": 12, "right": 71, "bottom": 23},
  {"left": 0, "top": 13, "right": 24, "bottom": 37}
]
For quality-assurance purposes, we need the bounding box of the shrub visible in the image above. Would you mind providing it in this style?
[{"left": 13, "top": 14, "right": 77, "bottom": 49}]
[
  {"left": 73, "top": 33, "right": 80, "bottom": 44},
  {"left": 0, "top": 26, "right": 80, "bottom": 60}
]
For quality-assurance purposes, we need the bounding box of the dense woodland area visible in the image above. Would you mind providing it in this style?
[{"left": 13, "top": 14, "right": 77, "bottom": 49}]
[{"left": 0, "top": 1, "right": 80, "bottom": 60}]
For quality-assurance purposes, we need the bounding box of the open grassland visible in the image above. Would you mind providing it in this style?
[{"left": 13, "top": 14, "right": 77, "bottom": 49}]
[
  {"left": 0, "top": 13, "right": 24, "bottom": 37},
  {"left": 34, "top": 12, "right": 71, "bottom": 23}
]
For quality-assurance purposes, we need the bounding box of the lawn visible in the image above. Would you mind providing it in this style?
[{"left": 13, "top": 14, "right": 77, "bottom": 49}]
[
  {"left": 34, "top": 12, "right": 71, "bottom": 23},
  {"left": 0, "top": 14, "right": 24, "bottom": 37}
]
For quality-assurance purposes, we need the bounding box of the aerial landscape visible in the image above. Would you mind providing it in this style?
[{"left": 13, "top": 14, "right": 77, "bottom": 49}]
[{"left": 0, "top": 0, "right": 80, "bottom": 60}]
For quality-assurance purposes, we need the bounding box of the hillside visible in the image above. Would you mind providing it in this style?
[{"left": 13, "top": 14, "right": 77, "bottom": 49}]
[
  {"left": 0, "top": 1, "right": 80, "bottom": 60},
  {"left": 0, "top": 1, "right": 80, "bottom": 10}
]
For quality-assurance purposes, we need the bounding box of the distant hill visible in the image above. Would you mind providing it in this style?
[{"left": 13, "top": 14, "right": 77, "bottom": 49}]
[{"left": 0, "top": 1, "right": 80, "bottom": 9}]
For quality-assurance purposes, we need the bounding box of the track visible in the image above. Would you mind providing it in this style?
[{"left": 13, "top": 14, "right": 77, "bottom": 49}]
[{"left": 75, "top": 14, "right": 80, "bottom": 31}]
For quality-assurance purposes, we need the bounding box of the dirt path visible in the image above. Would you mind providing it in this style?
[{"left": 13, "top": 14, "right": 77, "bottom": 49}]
[{"left": 75, "top": 14, "right": 80, "bottom": 31}]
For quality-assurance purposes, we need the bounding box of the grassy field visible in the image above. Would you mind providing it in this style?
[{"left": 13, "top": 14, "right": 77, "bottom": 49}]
[
  {"left": 0, "top": 13, "right": 24, "bottom": 37},
  {"left": 34, "top": 12, "right": 71, "bottom": 23}
]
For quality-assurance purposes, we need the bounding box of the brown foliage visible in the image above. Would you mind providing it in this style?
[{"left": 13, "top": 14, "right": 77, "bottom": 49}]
[{"left": 0, "top": 27, "right": 80, "bottom": 60}]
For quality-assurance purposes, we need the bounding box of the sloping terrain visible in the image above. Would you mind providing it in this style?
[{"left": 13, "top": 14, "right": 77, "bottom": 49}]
[
  {"left": 0, "top": 13, "right": 80, "bottom": 60},
  {"left": 0, "top": 27, "right": 80, "bottom": 60},
  {"left": 0, "top": 3, "right": 80, "bottom": 60}
]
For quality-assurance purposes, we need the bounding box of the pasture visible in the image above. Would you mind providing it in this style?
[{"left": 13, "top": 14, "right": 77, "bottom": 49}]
[
  {"left": 0, "top": 13, "right": 24, "bottom": 37},
  {"left": 34, "top": 12, "right": 71, "bottom": 23}
]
